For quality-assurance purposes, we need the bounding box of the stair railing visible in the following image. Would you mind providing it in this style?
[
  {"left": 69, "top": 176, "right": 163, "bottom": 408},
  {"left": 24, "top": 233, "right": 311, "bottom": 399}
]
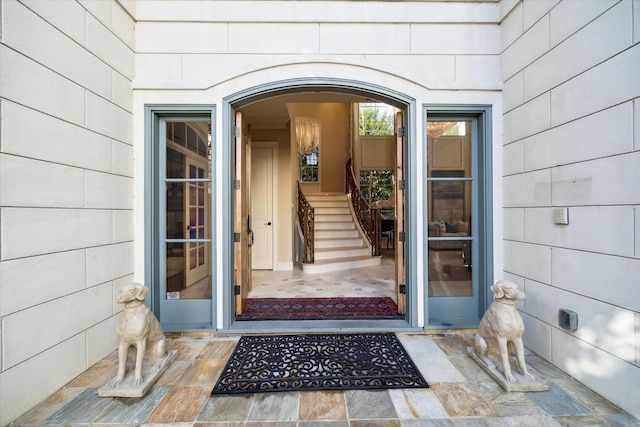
[
  {"left": 345, "top": 159, "right": 381, "bottom": 255},
  {"left": 297, "top": 181, "right": 315, "bottom": 263}
]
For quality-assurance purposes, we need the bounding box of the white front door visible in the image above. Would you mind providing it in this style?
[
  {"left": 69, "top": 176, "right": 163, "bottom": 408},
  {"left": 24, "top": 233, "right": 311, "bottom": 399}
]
[{"left": 251, "top": 146, "right": 274, "bottom": 269}]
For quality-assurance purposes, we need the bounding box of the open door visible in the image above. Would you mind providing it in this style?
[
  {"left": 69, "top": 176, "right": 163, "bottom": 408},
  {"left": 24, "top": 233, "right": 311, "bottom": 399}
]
[
  {"left": 246, "top": 126, "right": 253, "bottom": 286},
  {"left": 234, "top": 112, "right": 252, "bottom": 315},
  {"left": 395, "top": 111, "right": 406, "bottom": 314}
]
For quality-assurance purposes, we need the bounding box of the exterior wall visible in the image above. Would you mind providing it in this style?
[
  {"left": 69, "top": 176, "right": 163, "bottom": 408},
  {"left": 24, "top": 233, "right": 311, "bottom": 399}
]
[
  {"left": 0, "top": 0, "right": 135, "bottom": 424},
  {"left": 0, "top": 0, "right": 637, "bottom": 422},
  {"left": 132, "top": 0, "right": 504, "bottom": 331},
  {"left": 500, "top": 0, "right": 640, "bottom": 418}
]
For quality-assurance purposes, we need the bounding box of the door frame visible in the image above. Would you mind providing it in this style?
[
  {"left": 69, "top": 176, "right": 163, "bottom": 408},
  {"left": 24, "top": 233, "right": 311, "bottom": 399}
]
[
  {"left": 423, "top": 105, "right": 494, "bottom": 328},
  {"left": 221, "top": 78, "right": 419, "bottom": 332},
  {"left": 144, "top": 105, "right": 217, "bottom": 331},
  {"left": 251, "top": 142, "right": 279, "bottom": 271}
]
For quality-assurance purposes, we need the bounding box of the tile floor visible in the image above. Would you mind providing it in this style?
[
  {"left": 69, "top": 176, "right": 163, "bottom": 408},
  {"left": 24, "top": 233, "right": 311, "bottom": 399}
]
[
  {"left": 175, "top": 248, "right": 473, "bottom": 301},
  {"left": 10, "top": 332, "right": 640, "bottom": 426},
  {"left": 249, "top": 250, "right": 398, "bottom": 300}
]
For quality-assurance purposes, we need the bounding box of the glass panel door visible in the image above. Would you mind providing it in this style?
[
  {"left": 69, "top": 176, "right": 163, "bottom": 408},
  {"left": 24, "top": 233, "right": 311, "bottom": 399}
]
[
  {"left": 161, "top": 118, "right": 213, "bottom": 327},
  {"left": 426, "top": 119, "right": 478, "bottom": 325}
]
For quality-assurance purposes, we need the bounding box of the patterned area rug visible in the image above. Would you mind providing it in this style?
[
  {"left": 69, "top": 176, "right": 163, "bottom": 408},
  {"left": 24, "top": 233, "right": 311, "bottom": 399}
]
[
  {"left": 211, "top": 333, "right": 429, "bottom": 394},
  {"left": 236, "top": 297, "right": 403, "bottom": 320}
]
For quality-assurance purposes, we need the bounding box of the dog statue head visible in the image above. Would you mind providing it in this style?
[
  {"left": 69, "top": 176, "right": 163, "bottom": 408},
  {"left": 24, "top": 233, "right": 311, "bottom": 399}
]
[
  {"left": 115, "top": 283, "right": 149, "bottom": 305},
  {"left": 490, "top": 280, "right": 525, "bottom": 301}
]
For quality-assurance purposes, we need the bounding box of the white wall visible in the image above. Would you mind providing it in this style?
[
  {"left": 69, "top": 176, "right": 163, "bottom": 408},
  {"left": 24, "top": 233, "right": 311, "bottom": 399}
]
[
  {"left": 132, "top": 0, "right": 504, "bottom": 331},
  {"left": 501, "top": 0, "right": 640, "bottom": 418},
  {"left": 0, "top": 0, "right": 504, "bottom": 423},
  {"left": 0, "top": 0, "right": 135, "bottom": 424}
]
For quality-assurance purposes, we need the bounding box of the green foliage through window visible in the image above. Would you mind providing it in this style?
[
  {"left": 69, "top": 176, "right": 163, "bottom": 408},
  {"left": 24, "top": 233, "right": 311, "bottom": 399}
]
[
  {"left": 359, "top": 170, "right": 394, "bottom": 203},
  {"left": 299, "top": 149, "right": 319, "bottom": 182},
  {"left": 359, "top": 103, "right": 394, "bottom": 136}
]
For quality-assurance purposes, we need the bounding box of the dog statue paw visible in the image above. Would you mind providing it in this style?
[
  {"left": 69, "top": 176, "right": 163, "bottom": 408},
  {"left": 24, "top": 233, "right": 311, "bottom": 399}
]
[{"left": 474, "top": 280, "right": 532, "bottom": 382}]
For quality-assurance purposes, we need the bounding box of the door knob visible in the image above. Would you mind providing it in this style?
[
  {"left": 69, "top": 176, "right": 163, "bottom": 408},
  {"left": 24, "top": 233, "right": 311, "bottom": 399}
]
[{"left": 266, "top": 222, "right": 272, "bottom": 226}]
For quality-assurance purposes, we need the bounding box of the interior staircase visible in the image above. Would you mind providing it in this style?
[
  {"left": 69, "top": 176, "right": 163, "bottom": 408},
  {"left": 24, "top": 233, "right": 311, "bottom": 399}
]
[{"left": 302, "top": 193, "right": 382, "bottom": 274}]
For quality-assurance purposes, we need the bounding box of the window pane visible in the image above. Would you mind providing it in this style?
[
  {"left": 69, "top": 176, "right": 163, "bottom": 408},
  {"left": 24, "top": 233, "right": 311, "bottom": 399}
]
[
  {"left": 360, "top": 170, "right": 394, "bottom": 205},
  {"left": 166, "top": 148, "right": 185, "bottom": 178},
  {"left": 359, "top": 103, "right": 395, "bottom": 135},
  {"left": 299, "top": 147, "right": 319, "bottom": 182},
  {"left": 427, "top": 121, "right": 471, "bottom": 178},
  {"left": 187, "top": 126, "right": 198, "bottom": 152},
  {"left": 166, "top": 242, "right": 212, "bottom": 300},
  {"left": 428, "top": 243, "right": 472, "bottom": 297},
  {"left": 166, "top": 182, "right": 185, "bottom": 239},
  {"left": 166, "top": 121, "right": 211, "bottom": 178},
  {"left": 173, "top": 122, "right": 186, "bottom": 146},
  {"left": 166, "top": 182, "right": 211, "bottom": 240}
]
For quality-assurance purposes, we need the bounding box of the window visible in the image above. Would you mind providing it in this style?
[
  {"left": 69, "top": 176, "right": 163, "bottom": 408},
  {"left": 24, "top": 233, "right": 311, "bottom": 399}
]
[
  {"left": 296, "top": 118, "right": 320, "bottom": 182},
  {"left": 299, "top": 148, "right": 319, "bottom": 182},
  {"left": 359, "top": 103, "right": 395, "bottom": 136},
  {"left": 359, "top": 170, "right": 394, "bottom": 204}
]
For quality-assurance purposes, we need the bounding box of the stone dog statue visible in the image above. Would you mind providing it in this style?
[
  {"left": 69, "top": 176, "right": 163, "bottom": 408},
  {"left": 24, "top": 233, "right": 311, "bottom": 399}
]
[
  {"left": 474, "top": 280, "right": 534, "bottom": 382},
  {"left": 112, "top": 283, "right": 168, "bottom": 387}
]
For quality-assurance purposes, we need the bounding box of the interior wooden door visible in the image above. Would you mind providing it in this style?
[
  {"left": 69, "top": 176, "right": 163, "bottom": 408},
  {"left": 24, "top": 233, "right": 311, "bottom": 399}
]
[
  {"left": 246, "top": 126, "right": 253, "bottom": 287},
  {"left": 234, "top": 112, "right": 251, "bottom": 315},
  {"left": 395, "top": 111, "right": 406, "bottom": 314}
]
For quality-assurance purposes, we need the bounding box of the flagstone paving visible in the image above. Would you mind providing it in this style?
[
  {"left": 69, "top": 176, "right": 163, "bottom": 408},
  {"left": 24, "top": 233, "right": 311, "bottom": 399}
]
[{"left": 9, "top": 333, "right": 640, "bottom": 426}]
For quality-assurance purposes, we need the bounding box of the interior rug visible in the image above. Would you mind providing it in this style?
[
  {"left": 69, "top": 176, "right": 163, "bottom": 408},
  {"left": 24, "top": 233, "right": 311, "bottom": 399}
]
[
  {"left": 235, "top": 297, "right": 403, "bottom": 320},
  {"left": 211, "top": 333, "right": 429, "bottom": 395}
]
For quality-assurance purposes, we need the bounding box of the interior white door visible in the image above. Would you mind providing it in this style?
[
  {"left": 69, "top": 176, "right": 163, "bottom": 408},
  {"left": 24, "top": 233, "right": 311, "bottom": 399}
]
[{"left": 251, "top": 147, "right": 274, "bottom": 269}]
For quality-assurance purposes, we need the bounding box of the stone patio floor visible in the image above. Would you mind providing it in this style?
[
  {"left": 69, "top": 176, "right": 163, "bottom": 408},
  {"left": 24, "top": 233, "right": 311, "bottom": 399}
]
[{"left": 10, "top": 332, "right": 640, "bottom": 426}]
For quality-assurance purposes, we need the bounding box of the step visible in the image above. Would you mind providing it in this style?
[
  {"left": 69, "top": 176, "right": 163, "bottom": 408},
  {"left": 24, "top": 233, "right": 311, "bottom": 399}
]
[
  {"left": 315, "top": 214, "right": 353, "bottom": 222},
  {"left": 314, "top": 246, "right": 369, "bottom": 260},
  {"left": 314, "top": 207, "right": 351, "bottom": 215},
  {"left": 309, "top": 201, "right": 350, "bottom": 209},
  {"left": 305, "top": 193, "right": 347, "bottom": 201},
  {"left": 315, "top": 221, "right": 355, "bottom": 231},
  {"left": 302, "top": 256, "right": 382, "bottom": 274},
  {"left": 315, "top": 237, "right": 364, "bottom": 249},
  {"left": 315, "top": 229, "right": 359, "bottom": 239}
]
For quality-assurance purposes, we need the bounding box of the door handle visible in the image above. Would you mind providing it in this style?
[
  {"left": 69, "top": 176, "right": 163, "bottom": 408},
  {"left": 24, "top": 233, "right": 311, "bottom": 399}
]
[{"left": 266, "top": 222, "right": 272, "bottom": 226}]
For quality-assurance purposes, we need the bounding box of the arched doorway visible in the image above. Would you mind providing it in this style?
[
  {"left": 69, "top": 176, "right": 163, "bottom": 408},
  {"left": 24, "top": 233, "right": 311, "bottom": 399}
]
[{"left": 220, "top": 78, "right": 419, "bottom": 332}]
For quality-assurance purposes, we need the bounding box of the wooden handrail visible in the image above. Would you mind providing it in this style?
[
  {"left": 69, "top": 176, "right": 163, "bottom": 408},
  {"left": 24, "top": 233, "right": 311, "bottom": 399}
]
[
  {"left": 297, "top": 182, "right": 315, "bottom": 263},
  {"left": 345, "top": 159, "right": 382, "bottom": 255}
]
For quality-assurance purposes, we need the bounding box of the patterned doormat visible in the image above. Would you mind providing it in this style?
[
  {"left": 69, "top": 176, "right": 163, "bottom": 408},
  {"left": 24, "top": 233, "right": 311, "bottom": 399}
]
[
  {"left": 235, "top": 297, "right": 403, "bottom": 320},
  {"left": 211, "top": 333, "right": 429, "bottom": 395}
]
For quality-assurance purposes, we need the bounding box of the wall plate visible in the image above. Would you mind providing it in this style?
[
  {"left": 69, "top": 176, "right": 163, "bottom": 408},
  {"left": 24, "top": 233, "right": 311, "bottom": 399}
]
[{"left": 553, "top": 207, "right": 569, "bottom": 225}]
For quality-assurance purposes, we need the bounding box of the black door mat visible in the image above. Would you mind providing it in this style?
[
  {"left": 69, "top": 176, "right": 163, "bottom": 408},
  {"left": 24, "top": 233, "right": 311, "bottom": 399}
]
[{"left": 211, "top": 333, "right": 429, "bottom": 395}]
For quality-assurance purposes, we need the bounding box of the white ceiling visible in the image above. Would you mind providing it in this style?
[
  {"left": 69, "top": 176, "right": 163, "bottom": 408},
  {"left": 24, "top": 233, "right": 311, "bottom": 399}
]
[{"left": 237, "top": 91, "right": 374, "bottom": 129}]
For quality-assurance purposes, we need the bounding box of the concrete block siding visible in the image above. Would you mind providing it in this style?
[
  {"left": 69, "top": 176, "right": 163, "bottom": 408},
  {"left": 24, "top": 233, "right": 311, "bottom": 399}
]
[
  {"left": 0, "top": 0, "right": 638, "bottom": 424},
  {"left": 501, "top": 0, "right": 640, "bottom": 419},
  {"left": 134, "top": 1, "right": 502, "bottom": 90},
  {"left": 0, "top": 0, "right": 134, "bottom": 424}
]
